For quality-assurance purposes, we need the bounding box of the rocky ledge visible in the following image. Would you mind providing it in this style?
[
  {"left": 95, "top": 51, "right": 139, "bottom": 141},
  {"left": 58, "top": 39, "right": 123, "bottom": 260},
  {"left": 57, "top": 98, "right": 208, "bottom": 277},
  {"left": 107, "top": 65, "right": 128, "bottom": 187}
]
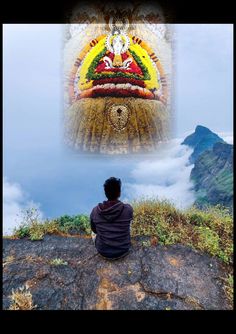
[{"left": 3, "top": 235, "right": 231, "bottom": 310}]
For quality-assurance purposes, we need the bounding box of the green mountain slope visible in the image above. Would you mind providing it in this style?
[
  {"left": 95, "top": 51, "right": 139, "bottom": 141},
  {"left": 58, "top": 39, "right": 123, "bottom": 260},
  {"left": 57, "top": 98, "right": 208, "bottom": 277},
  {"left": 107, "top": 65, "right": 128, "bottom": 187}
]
[{"left": 190, "top": 142, "right": 233, "bottom": 209}]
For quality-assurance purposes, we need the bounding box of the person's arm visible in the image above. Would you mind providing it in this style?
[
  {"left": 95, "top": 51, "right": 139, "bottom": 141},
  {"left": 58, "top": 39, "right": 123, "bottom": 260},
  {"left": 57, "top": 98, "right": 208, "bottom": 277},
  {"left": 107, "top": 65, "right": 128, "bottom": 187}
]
[
  {"left": 131, "top": 205, "right": 134, "bottom": 218},
  {"left": 90, "top": 210, "right": 97, "bottom": 234},
  {"left": 129, "top": 205, "right": 134, "bottom": 225}
]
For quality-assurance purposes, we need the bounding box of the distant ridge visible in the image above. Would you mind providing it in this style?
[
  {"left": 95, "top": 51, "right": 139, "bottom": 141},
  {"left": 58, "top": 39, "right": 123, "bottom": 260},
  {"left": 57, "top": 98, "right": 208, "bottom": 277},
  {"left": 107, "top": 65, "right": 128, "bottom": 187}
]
[
  {"left": 181, "top": 125, "right": 225, "bottom": 163},
  {"left": 182, "top": 126, "right": 233, "bottom": 210},
  {"left": 191, "top": 141, "right": 233, "bottom": 209}
]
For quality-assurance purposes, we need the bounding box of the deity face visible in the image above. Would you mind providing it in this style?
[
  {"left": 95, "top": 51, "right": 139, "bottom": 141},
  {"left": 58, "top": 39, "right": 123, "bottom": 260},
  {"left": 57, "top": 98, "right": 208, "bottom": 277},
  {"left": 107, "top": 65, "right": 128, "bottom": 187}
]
[{"left": 112, "top": 35, "right": 124, "bottom": 55}]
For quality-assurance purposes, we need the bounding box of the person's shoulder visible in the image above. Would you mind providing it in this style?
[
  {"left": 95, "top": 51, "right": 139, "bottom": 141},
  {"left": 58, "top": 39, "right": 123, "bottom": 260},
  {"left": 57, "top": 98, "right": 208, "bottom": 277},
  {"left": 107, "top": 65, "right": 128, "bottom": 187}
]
[
  {"left": 123, "top": 203, "right": 133, "bottom": 212},
  {"left": 90, "top": 205, "right": 99, "bottom": 216}
]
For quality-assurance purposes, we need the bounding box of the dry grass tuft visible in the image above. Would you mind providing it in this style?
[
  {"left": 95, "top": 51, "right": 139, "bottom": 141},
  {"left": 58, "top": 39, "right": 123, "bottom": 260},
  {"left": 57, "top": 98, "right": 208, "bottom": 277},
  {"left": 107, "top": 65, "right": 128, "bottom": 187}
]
[
  {"left": 49, "top": 258, "right": 68, "bottom": 266},
  {"left": 8, "top": 286, "right": 37, "bottom": 310},
  {"left": 3, "top": 255, "right": 15, "bottom": 268},
  {"left": 222, "top": 274, "right": 233, "bottom": 308}
]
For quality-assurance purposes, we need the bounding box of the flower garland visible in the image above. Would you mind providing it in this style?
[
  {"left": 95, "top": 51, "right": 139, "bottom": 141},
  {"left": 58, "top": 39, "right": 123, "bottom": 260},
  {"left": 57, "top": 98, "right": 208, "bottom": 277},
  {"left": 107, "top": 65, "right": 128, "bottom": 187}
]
[
  {"left": 92, "top": 77, "right": 145, "bottom": 88},
  {"left": 130, "top": 35, "right": 168, "bottom": 101},
  {"left": 129, "top": 41, "right": 159, "bottom": 90},
  {"left": 86, "top": 48, "right": 107, "bottom": 80},
  {"left": 127, "top": 49, "right": 150, "bottom": 80},
  {"left": 77, "top": 35, "right": 106, "bottom": 62},
  {"left": 73, "top": 34, "right": 162, "bottom": 99},
  {"left": 91, "top": 87, "right": 154, "bottom": 99},
  {"left": 78, "top": 85, "right": 155, "bottom": 100},
  {"left": 69, "top": 35, "right": 106, "bottom": 101},
  {"left": 78, "top": 37, "right": 107, "bottom": 91}
]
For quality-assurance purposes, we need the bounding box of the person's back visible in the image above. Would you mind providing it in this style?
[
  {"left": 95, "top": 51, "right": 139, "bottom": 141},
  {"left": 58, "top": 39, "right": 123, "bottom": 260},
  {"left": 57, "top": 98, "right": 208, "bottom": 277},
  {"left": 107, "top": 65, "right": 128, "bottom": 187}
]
[{"left": 90, "top": 177, "right": 133, "bottom": 259}]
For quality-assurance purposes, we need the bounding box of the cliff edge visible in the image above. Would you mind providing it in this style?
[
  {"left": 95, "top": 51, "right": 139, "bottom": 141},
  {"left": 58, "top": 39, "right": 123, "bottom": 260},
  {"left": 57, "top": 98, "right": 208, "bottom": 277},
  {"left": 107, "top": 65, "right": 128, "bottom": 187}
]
[{"left": 3, "top": 235, "right": 231, "bottom": 310}]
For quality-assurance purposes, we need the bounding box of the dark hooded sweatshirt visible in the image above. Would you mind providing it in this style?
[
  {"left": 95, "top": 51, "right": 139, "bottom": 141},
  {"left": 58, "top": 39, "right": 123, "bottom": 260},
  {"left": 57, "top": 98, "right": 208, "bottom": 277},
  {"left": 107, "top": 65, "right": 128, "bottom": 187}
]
[{"left": 90, "top": 200, "right": 133, "bottom": 258}]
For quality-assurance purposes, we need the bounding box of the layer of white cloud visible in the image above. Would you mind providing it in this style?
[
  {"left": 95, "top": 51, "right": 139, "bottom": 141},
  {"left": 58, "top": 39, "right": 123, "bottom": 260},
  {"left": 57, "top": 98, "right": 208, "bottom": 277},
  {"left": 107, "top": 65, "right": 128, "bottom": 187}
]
[
  {"left": 219, "top": 132, "right": 233, "bottom": 144},
  {"left": 124, "top": 139, "right": 195, "bottom": 209},
  {"left": 3, "top": 177, "right": 43, "bottom": 236}
]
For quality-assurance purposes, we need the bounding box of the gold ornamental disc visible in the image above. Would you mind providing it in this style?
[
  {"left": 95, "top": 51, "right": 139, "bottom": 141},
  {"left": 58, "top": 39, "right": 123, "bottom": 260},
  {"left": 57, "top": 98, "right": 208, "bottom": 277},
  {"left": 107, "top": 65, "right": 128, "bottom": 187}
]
[{"left": 107, "top": 104, "right": 130, "bottom": 132}]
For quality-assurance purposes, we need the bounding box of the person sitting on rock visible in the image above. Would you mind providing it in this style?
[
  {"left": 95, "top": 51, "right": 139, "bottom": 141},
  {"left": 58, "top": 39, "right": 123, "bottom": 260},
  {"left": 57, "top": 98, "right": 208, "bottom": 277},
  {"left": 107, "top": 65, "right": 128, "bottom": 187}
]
[{"left": 90, "top": 177, "right": 133, "bottom": 260}]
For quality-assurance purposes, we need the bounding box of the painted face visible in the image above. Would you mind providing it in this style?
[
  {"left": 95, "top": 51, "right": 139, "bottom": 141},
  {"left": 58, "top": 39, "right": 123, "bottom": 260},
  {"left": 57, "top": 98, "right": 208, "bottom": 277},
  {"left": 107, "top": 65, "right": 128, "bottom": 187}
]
[{"left": 112, "top": 35, "right": 124, "bottom": 55}]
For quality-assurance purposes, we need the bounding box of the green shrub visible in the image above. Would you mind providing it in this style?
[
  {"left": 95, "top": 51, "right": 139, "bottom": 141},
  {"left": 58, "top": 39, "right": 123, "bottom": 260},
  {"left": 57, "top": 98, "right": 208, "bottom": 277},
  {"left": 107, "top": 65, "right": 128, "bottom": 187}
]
[
  {"left": 195, "top": 226, "right": 220, "bottom": 256},
  {"left": 155, "top": 217, "right": 180, "bottom": 245},
  {"left": 29, "top": 224, "right": 44, "bottom": 241},
  {"left": 13, "top": 207, "right": 42, "bottom": 240},
  {"left": 55, "top": 214, "right": 90, "bottom": 234},
  {"left": 130, "top": 198, "right": 233, "bottom": 264},
  {"left": 13, "top": 209, "right": 91, "bottom": 241},
  {"left": 14, "top": 226, "right": 30, "bottom": 239}
]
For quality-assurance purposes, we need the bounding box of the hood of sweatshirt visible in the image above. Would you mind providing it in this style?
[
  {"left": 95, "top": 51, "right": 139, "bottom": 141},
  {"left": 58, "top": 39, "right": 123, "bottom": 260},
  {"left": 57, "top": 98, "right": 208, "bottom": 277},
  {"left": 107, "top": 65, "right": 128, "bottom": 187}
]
[{"left": 97, "top": 200, "right": 124, "bottom": 222}]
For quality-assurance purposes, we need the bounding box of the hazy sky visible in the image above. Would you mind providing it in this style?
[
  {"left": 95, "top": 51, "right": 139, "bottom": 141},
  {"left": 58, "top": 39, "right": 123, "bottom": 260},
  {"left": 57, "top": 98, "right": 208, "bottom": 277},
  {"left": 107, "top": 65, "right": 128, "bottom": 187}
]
[
  {"left": 3, "top": 24, "right": 233, "bottom": 232},
  {"left": 175, "top": 24, "right": 233, "bottom": 135}
]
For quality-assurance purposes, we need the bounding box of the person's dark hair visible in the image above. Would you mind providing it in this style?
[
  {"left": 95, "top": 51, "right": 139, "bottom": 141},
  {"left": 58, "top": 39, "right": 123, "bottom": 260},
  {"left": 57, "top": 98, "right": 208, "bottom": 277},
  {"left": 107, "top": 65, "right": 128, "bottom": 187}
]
[{"left": 103, "top": 177, "right": 121, "bottom": 200}]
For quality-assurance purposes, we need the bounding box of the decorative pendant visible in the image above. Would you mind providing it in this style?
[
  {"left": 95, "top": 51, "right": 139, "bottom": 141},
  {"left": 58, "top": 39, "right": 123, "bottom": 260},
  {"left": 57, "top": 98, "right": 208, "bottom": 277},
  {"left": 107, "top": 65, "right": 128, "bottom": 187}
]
[{"left": 107, "top": 104, "right": 130, "bottom": 131}]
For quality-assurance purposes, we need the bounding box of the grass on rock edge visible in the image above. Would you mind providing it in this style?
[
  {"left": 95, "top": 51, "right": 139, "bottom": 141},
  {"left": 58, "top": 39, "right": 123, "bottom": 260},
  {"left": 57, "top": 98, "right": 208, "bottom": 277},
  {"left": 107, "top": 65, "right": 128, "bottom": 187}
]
[
  {"left": 5, "top": 199, "right": 233, "bottom": 308},
  {"left": 9, "top": 199, "right": 233, "bottom": 265}
]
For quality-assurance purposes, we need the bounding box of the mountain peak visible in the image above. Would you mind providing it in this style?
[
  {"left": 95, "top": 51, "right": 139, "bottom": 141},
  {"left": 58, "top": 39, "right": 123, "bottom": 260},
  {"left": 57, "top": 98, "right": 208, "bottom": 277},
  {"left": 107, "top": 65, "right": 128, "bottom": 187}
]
[
  {"left": 181, "top": 125, "right": 225, "bottom": 163},
  {"left": 195, "top": 125, "right": 212, "bottom": 135}
]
